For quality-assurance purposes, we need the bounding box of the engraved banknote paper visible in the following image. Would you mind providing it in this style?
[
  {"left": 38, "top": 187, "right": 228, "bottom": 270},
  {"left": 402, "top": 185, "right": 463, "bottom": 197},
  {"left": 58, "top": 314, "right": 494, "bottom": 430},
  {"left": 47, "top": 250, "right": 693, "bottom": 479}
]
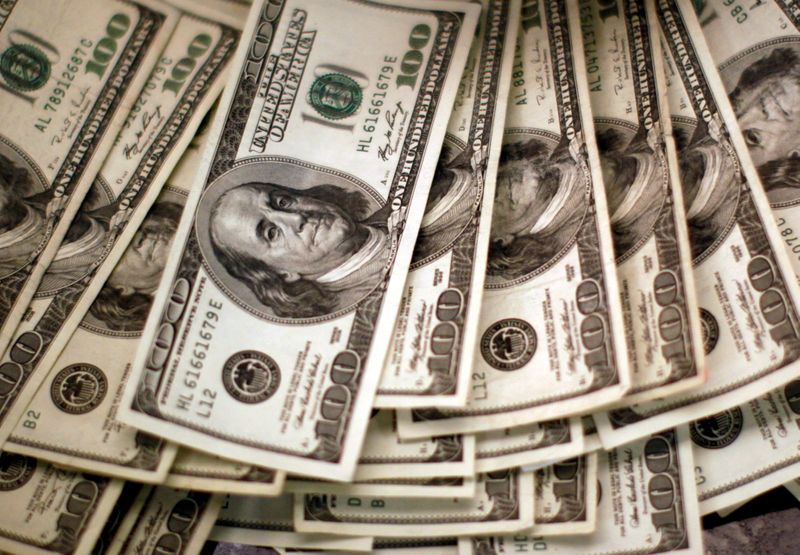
[
  {"left": 595, "top": 0, "right": 800, "bottom": 448},
  {"left": 398, "top": 0, "right": 629, "bottom": 439},
  {"left": 533, "top": 454, "right": 597, "bottom": 536},
  {"left": 0, "top": 452, "right": 123, "bottom": 555},
  {"left": 295, "top": 470, "right": 534, "bottom": 538},
  {"left": 106, "top": 486, "right": 222, "bottom": 555},
  {"left": 375, "top": 0, "right": 520, "bottom": 408},
  {"left": 210, "top": 492, "right": 374, "bottom": 552},
  {"left": 286, "top": 474, "right": 477, "bottom": 499},
  {"left": 582, "top": 0, "right": 704, "bottom": 404},
  {"left": 690, "top": 378, "right": 800, "bottom": 515},
  {"left": 475, "top": 418, "right": 583, "bottom": 473},
  {"left": 2, "top": 8, "right": 244, "bottom": 478},
  {"left": 164, "top": 448, "right": 285, "bottom": 496},
  {"left": 0, "top": 0, "right": 177, "bottom": 356},
  {"left": 697, "top": 0, "right": 800, "bottom": 279},
  {"left": 461, "top": 429, "right": 702, "bottom": 555},
  {"left": 118, "top": 0, "right": 479, "bottom": 481}
]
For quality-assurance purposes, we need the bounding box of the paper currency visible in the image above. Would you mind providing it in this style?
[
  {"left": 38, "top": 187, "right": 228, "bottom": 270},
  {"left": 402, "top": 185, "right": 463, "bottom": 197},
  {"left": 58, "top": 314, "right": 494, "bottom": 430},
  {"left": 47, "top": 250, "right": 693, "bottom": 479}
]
[
  {"left": 399, "top": 0, "right": 629, "bottom": 439},
  {"left": 596, "top": 0, "right": 800, "bottom": 448},
  {"left": 286, "top": 474, "right": 477, "bottom": 499},
  {"left": 210, "top": 492, "right": 374, "bottom": 552},
  {"left": 90, "top": 482, "right": 145, "bottom": 555},
  {"left": 697, "top": 0, "right": 800, "bottom": 279},
  {"left": 461, "top": 428, "right": 702, "bottom": 554},
  {"left": 373, "top": 539, "right": 459, "bottom": 555},
  {"left": 106, "top": 486, "right": 222, "bottom": 555},
  {"left": 164, "top": 448, "right": 285, "bottom": 496},
  {"left": 581, "top": 0, "right": 704, "bottom": 405},
  {"left": 0, "top": 0, "right": 177, "bottom": 356},
  {"left": 533, "top": 454, "right": 597, "bottom": 536},
  {"left": 690, "top": 378, "right": 800, "bottom": 515},
  {"left": 375, "top": 0, "right": 520, "bottom": 408},
  {"left": 475, "top": 418, "right": 583, "bottom": 473},
  {"left": 118, "top": 0, "right": 479, "bottom": 481},
  {"left": 294, "top": 469, "right": 534, "bottom": 537},
  {"left": 0, "top": 452, "right": 123, "bottom": 555}
]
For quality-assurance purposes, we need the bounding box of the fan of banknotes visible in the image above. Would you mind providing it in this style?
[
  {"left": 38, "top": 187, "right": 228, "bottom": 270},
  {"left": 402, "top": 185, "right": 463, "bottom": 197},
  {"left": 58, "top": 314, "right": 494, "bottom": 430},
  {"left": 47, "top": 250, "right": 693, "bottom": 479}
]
[{"left": 1, "top": 0, "right": 800, "bottom": 553}]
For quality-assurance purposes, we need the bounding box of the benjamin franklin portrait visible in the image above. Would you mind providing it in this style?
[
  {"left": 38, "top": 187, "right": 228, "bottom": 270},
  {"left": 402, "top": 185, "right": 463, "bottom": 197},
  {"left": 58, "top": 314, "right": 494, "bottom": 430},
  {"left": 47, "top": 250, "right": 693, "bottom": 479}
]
[
  {"left": 86, "top": 200, "right": 182, "bottom": 332},
  {"left": 412, "top": 137, "right": 477, "bottom": 263},
  {"left": 487, "top": 135, "right": 588, "bottom": 283},
  {"left": 722, "top": 44, "right": 800, "bottom": 207},
  {"left": 201, "top": 162, "right": 391, "bottom": 320},
  {"left": 596, "top": 125, "right": 667, "bottom": 260},
  {"left": 0, "top": 151, "right": 46, "bottom": 277}
]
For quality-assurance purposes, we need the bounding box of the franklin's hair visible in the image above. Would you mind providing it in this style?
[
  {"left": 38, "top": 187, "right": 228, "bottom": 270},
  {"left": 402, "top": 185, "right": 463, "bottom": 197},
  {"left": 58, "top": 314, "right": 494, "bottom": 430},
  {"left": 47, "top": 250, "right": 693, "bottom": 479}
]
[
  {"left": 488, "top": 138, "right": 567, "bottom": 278},
  {"left": 88, "top": 202, "right": 182, "bottom": 332},
  {"left": 210, "top": 182, "right": 370, "bottom": 319},
  {"left": 0, "top": 153, "right": 34, "bottom": 233},
  {"left": 731, "top": 47, "right": 800, "bottom": 193}
]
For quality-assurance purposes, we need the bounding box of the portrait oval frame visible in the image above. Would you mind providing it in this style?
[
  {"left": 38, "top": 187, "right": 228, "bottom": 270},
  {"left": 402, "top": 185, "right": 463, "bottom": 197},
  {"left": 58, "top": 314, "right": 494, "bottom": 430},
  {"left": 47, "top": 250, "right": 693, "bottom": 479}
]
[{"left": 195, "top": 156, "right": 385, "bottom": 324}]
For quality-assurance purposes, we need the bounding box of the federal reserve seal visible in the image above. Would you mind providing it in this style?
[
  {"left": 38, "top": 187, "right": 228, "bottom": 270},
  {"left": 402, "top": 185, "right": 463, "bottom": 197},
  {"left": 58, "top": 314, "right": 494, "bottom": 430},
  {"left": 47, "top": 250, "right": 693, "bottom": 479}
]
[
  {"left": 699, "top": 308, "right": 719, "bottom": 355},
  {"left": 0, "top": 453, "right": 36, "bottom": 491},
  {"left": 689, "top": 408, "right": 744, "bottom": 449},
  {"left": 480, "top": 319, "right": 537, "bottom": 371},
  {"left": 308, "top": 73, "right": 362, "bottom": 120},
  {"left": 50, "top": 364, "right": 108, "bottom": 415},
  {"left": 0, "top": 44, "right": 50, "bottom": 92},
  {"left": 222, "top": 351, "right": 281, "bottom": 404}
]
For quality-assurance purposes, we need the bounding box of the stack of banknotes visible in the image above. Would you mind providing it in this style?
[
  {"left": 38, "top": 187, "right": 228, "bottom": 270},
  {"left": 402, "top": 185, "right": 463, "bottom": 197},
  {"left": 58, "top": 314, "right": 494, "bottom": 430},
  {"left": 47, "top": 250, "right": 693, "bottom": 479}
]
[{"left": 2, "top": 0, "right": 800, "bottom": 552}]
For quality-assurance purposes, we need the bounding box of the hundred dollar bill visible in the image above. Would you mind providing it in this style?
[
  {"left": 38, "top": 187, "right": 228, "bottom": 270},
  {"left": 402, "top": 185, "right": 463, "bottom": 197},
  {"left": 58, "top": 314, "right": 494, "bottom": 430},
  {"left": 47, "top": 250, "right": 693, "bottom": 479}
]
[
  {"left": 696, "top": 0, "right": 800, "bottom": 280},
  {"left": 582, "top": 0, "right": 705, "bottom": 405},
  {"left": 90, "top": 482, "right": 144, "bottom": 555},
  {"left": 690, "top": 378, "right": 800, "bottom": 515},
  {"left": 461, "top": 428, "right": 702, "bottom": 555},
  {"left": 210, "top": 493, "right": 374, "bottom": 552},
  {"left": 106, "top": 486, "right": 222, "bottom": 555},
  {"left": 398, "top": 0, "right": 630, "bottom": 439},
  {"left": 0, "top": 0, "right": 177, "bottom": 356},
  {"left": 372, "top": 538, "right": 459, "bottom": 555},
  {"left": 286, "top": 474, "right": 477, "bottom": 499},
  {"left": 475, "top": 418, "right": 583, "bottom": 473},
  {"left": 595, "top": 0, "right": 800, "bottom": 448},
  {"left": 533, "top": 454, "right": 597, "bottom": 536},
  {"left": 0, "top": 451, "right": 123, "bottom": 555},
  {"left": 0, "top": 4, "right": 244, "bottom": 453},
  {"left": 375, "top": 0, "right": 520, "bottom": 408},
  {"left": 164, "top": 448, "right": 285, "bottom": 495},
  {"left": 294, "top": 469, "right": 534, "bottom": 537},
  {"left": 118, "top": 0, "right": 480, "bottom": 481}
]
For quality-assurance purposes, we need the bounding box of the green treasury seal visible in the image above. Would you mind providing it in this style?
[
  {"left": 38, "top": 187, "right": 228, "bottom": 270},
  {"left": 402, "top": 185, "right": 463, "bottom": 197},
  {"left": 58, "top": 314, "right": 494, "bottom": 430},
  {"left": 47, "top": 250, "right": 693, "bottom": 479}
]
[
  {"left": 0, "top": 44, "right": 51, "bottom": 92},
  {"left": 308, "top": 73, "right": 362, "bottom": 120}
]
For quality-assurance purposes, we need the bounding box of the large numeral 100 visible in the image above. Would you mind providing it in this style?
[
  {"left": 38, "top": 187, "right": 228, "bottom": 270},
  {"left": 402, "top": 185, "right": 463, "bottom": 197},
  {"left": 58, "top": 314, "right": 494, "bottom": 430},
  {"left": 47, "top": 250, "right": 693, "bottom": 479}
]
[
  {"left": 162, "top": 33, "right": 213, "bottom": 95},
  {"left": 395, "top": 24, "right": 431, "bottom": 89},
  {"left": 86, "top": 13, "right": 131, "bottom": 78},
  {"left": 644, "top": 435, "right": 681, "bottom": 530}
]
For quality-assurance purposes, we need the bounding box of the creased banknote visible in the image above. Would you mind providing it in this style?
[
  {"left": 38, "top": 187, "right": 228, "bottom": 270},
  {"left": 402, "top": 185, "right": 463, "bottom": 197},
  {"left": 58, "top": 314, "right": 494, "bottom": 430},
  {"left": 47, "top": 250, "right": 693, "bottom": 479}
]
[
  {"left": 106, "top": 486, "right": 222, "bottom": 555},
  {"left": 697, "top": 0, "right": 800, "bottom": 280},
  {"left": 164, "top": 448, "right": 285, "bottom": 496},
  {"left": 375, "top": 0, "right": 520, "bottom": 408},
  {"left": 0, "top": 451, "right": 122, "bottom": 555},
  {"left": 399, "top": 0, "right": 630, "bottom": 439},
  {"left": 690, "top": 378, "right": 800, "bottom": 515},
  {"left": 461, "top": 428, "right": 702, "bottom": 554},
  {"left": 581, "top": 0, "right": 704, "bottom": 405},
  {"left": 286, "top": 474, "right": 477, "bottom": 499},
  {"left": 295, "top": 469, "right": 534, "bottom": 537},
  {"left": 475, "top": 418, "right": 583, "bottom": 473},
  {"left": 0, "top": 2, "right": 243, "bottom": 452},
  {"left": 118, "top": 0, "right": 479, "bottom": 481},
  {"left": 596, "top": 0, "right": 800, "bottom": 448},
  {"left": 210, "top": 492, "right": 374, "bottom": 552},
  {"left": 533, "top": 454, "right": 597, "bottom": 536},
  {"left": 4, "top": 70, "right": 238, "bottom": 481},
  {"left": 0, "top": 0, "right": 177, "bottom": 355}
]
